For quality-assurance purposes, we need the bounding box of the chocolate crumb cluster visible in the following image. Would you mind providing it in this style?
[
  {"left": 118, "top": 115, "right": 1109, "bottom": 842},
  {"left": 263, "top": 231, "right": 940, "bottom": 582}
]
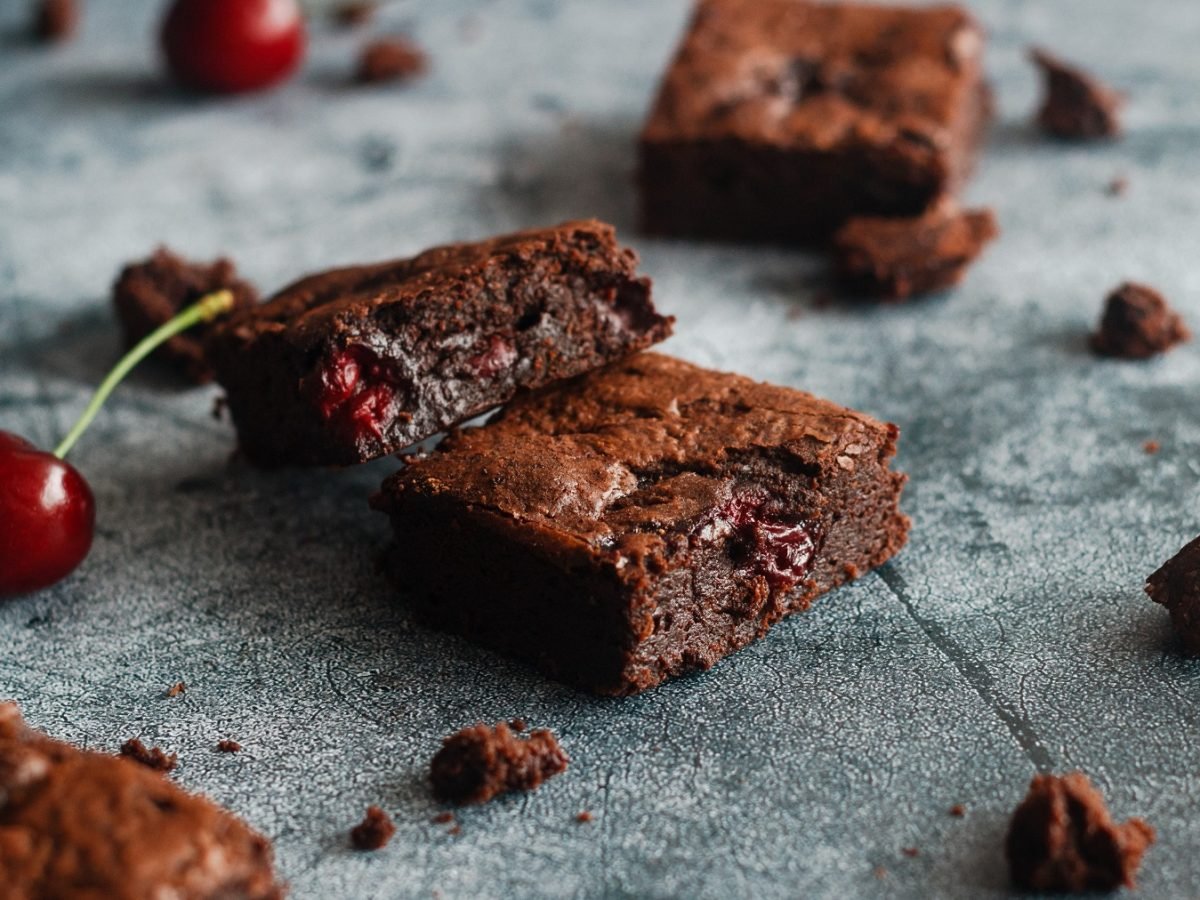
[
  {"left": 1006, "top": 772, "right": 1154, "bottom": 893},
  {"left": 430, "top": 721, "right": 568, "bottom": 805},
  {"left": 357, "top": 37, "right": 428, "bottom": 84},
  {"left": 1147, "top": 535, "right": 1200, "bottom": 653},
  {"left": 1091, "top": 282, "right": 1190, "bottom": 359},
  {"left": 350, "top": 805, "right": 396, "bottom": 850},
  {"left": 119, "top": 737, "right": 178, "bottom": 773}
]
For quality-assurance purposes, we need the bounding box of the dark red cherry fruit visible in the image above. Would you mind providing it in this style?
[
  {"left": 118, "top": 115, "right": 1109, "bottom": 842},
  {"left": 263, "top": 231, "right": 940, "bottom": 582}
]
[
  {"left": 161, "top": 0, "right": 307, "bottom": 94},
  {"left": 0, "top": 432, "right": 95, "bottom": 598}
]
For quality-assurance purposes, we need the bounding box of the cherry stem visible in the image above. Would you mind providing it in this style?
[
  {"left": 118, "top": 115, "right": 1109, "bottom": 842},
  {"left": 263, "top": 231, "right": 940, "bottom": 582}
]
[{"left": 53, "top": 290, "right": 236, "bottom": 460}]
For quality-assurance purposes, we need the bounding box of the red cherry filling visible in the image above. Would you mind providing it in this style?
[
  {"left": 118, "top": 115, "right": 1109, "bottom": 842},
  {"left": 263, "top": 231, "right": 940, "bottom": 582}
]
[
  {"left": 315, "top": 347, "right": 398, "bottom": 441},
  {"left": 465, "top": 335, "right": 517, "bottom": 379},
  {"left": 708, "top": 490, "right": 820, "bottom": 592}
]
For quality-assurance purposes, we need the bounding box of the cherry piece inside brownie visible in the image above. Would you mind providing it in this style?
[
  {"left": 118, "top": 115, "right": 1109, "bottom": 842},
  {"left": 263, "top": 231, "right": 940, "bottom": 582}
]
[
  {"left": 371, "top": 353, "right": 910, "bottom": 695},
  {"left": 208, "top": 221, "right": 672, "bottom": 467},
  {"left": 638, "top": 0, "right": 991, "bottom": 245},
  {"left": 0, "top": 702, "right": 283, "bottom": 899}
]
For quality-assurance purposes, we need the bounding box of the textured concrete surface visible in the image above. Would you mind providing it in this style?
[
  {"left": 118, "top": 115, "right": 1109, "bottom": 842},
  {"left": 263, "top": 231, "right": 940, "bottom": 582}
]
[{"left": 2, "top": 1, "right": 1200, "bottom": 897}]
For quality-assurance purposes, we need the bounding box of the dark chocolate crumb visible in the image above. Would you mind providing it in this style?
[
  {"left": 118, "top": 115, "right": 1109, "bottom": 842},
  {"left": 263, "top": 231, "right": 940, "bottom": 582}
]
[
  {"left": 35, "top": 0, "right": 78, "bottom": 42},
  {"left": 430, "top": 722, "right": 568, "bottom": 805},
  {"left": 350, "top": 805, "right": 396, "bottom": 851},
  {"left": 1147, "top": 535, "right": 1200, "bottom": 653},
  {"left": 509, "top": 717, "right": 527, "bottom": 733},
  {"left": 164, "top": 681, "right": 187, "bottom": 698},
  {"left": 1144, "top": 440, "right": 1161, "bottom": 455},
  {"left": 432, "top": 811, "right": 455, "bottom": 825},
  {"left": 1030, "top": 47, "right": 1124, "bottom": 140},
  {"left": 1006, "top": 772, "right": 1154, "bottom": 892},
  {"left": 949, "top": 803, "right": 966, "bottom": 818},
  {"left": 216, "top": 740, "right": 242, "bottom": 753},
  {"left": 356, "top": 37, "right": 427, "bottom": 85},
  {"left": 1107, "top": 175, "right": 1129, "bottom": 197},
  {"left": 901, "top": 847, "right": 920, "bottom": 858},
  {"left": 1091, "top": 282, "right": 1190, "bottom": 360},
  {"left": 576, "top": 811, "right": 594, "bottom": 823},
  {"left": 448, "top": 824, "right": 462, "bottom": 837},
  {"left": 873, "top": 866, "right": 888, "bottom": 880},
  {"left": 119, "top": 738, "right": 178, "bottom": 773},
  {"left": 333, "top": 1, "right": 376, "bottom": 26}
]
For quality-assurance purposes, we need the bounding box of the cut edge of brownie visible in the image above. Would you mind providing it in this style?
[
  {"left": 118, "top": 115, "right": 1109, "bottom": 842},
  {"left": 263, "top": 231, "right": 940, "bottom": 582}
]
[
  {"left": 372, "top": 353, "right": 909, "bottom": 695},
  {"left": 209, "top": 220, "right": 673, "bottom": 467}
]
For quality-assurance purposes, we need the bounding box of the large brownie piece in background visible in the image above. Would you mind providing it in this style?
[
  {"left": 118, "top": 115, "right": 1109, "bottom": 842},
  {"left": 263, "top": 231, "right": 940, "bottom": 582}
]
[
  {"left": 0, "top": 702, "right": 283, "bottom": 900},
  {"left": 209, "top": 220, "right": 673, "bottom": 467},
  {"left": 639, "top": 0, "right": 990, "bottom": 245},
  {"left": 372, "top": 353, "right": 909, "bottom": 695}
]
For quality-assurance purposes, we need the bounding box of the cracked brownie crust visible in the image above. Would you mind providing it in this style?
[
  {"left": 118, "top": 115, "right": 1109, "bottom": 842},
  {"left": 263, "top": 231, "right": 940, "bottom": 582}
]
[
  {"left": 639, "top": 0, "right": 991, "bottom": 244},
  {"left": 209, "top": 220, "right": 672, "bottom": 467},
  {"left": 0, "top": 703, "right": 283, "bottom": 900},
  {"left": 372, "top": 353, "right": 909, "bottom": 695}
]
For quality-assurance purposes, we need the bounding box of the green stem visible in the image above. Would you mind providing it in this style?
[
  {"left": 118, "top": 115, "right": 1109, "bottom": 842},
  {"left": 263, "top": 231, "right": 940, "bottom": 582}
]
[{"left": 53, "top": 290, "right": 236, "bottom": 460}]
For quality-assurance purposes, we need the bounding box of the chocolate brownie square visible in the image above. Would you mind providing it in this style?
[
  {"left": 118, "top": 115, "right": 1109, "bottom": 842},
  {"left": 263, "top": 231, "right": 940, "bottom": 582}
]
[
  {"left": 0, "top": 702, "right": 283, "bottom": 899},
  {"left": 208, "top": 221, "right": 673, "bottom": 467},
  {"left": 371, "top": 353, "right": 909, "bottom": 695},
  {"left": 639, "top": 0, "right": 990, "bottom": 245}
]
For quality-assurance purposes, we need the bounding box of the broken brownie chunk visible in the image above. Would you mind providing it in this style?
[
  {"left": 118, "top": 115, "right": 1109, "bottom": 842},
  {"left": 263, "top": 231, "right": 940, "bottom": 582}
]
[
  {"left": 1147, "top": 535, "right": 1200, "bottom": 653},
  {"left": 372, "top": 353, "right": 910, "bottom": 695},
  {"left": 119, "top": 737, "right": 178, "bottom": 773},
  {"left": 1090, "top": 282, "right": 1190, "bottom": 360},
  {"left": 209, "top": 221, "right": 673, "bottom": 467},
  {"left": 350, "top": 805, "right": 396, "bottom": 850},
  {"left": 357, "top": 37, "right": 427, "bottom": 84},
  {"left": 112, "top": 247, "right": 259, "bottom": 384},
  {"left": 0, "top": 702, "right": 283, "bottom": 899},
  {"left": 430, "top": 722, "right": 568, "bottom": 805},
  {"left": 639, "top": 0, "right": 991, "bottom": 245},
  {"left": 832, "top": 204, "right": 998, "bottom": 300},
  {"left": 1006, "top": 772, "right": 1154, "bottom": 893},
  {"left": 1031, "top": 48, "right": 1124, "bottom": 140}
]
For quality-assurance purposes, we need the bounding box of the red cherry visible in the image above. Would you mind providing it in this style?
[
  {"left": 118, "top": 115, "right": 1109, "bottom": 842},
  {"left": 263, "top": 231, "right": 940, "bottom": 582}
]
[
  {"left": 0, "top": 431, "right": 95, "bottom": 598},
  {"left": 161, "top": 0, "right": 306, "bottom": 94}
]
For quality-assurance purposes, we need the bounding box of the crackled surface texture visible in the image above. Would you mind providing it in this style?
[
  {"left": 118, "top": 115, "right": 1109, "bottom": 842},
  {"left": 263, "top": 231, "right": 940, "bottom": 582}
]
[{"left": 2, "top": 1, "right": 1200, "bottom": 897}]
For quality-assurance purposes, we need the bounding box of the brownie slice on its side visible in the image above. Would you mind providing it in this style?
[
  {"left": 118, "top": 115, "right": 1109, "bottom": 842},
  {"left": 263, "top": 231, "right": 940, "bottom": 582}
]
[
  {"left": 639, "top": 0, "right": 991, "bottom": 245},
  {"left": 0, "top": 702, "right": 283, "bottom": 899},
  {"left": 209, "top": 221, "right": 673, "bottom": 467},
  {"left": 832, "top": 204, "right": 998, "bottom": 300},
  {"left": 372, "top": 353, "right": 910, "bottom": 695},
  {"left": 1006, "top": 772, "right": 1154, "bottom": 893}
]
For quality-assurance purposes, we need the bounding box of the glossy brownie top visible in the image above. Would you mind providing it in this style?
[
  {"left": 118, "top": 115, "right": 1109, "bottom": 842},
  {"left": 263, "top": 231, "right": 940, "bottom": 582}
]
[
  {"left": 375, "top": 353, "right": 898, "bottom": 545},
  {"left": 643, "top": 0, "right": 984, "bottom": 151}
]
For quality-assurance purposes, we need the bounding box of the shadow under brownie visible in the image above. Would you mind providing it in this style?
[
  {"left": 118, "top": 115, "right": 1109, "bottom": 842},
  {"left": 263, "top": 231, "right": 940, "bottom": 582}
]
[{"left": 372, "top": 353, "right": 909, "bottom": 695}]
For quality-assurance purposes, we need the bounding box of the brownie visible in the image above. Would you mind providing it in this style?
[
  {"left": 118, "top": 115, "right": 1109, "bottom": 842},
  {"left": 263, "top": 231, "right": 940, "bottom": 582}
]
[
  {"left": 831, "top": 203, "right": 998, "bottom": 300},
  {"left": 1091, "top": 282, "right": 1190, "bottom": 360},
  {"left": 639, "top": 0, "right": 991, "bottom": 245},
  {"left": 1147, "top": 535, "right": 1200, "bottom": 653},
  {"left": 1031, "top": 48, "right": 1124, "bottom": 140},
  {"left": 357, "top": 37, "right": 427, "bottom": 84},
  {"left": 0, "top": 702, "right": 283, "bottom": 899},
  {"left": 209, "top": 221, "right": 673, "bottom": 467},
  {"left": 430, "top": 722, "right": 569, "bottom": 805},
  {"left": 112, "top": 247, "right": 259, "bottom": 384},
  {"left": 1006, "top": 772, "right": 1154, "bottom": 893},
  {"left": 350, "top": 805, "right": 396, "bottom": 850},
  {"left": 371, "top": 353, "right": 910, "bottom": 695}
]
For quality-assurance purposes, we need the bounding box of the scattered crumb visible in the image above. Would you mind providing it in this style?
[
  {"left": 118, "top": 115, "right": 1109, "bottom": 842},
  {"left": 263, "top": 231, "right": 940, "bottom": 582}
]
[
  {"left": 1147, "top": 535, "right": 1200, "bottom": 652},
  {"left": 949, "top": 803, "right": 966, "bottom": 818},
  {"left": 350, "top": 805, "right": 396, "bottom": 851},
  {"left": 332, "top": 1, "right": 376, "bottom": 26},
  {"left": 576, "top": 811, "right": 594, "bottom": 823},
  {"left": 356, "top": 37, "right": 428, "bottom": 85},
  {"left": 1091, "top": 282, "right": 1191, "bottom": 360},
  {"left": 430, "top": 722, "right": 568, "bottom": 805},
  {"left": 35, "top": 0, "right": 78, "bottom": 42},
  {"left": 1107, "top": 175, "right": 1129, "bottom": 197},
  {"left": 164, "top": 681, "right": 186, "bottom": 698},
  {"left": 432, "top": 811, "right": 455, "bottom": 825},
  {"left": 901, "top": 847, "right": 920, "bottom": 858},
  {"left": 1006, "top": 772, "right": 1154, "bottom": 892},
  {"left": 509, "top": 717, "right": 527, "bottom": 733},
  {"left": 119, "top": 738, "right": 178, "bottom": 773},
  {"left": 448, "top": 824, "right": 462, "bottom": 837},
  {"left": 1143, "top": 440, "right": 1161, "bottom": 455},
  {"left": 1030, "top": 47, "right": 1124, "bottom": 140},
  {"left": 873, "top": 866, "right": 888, "bottom": 880},
  {"left": 216, "top": 739, "right": 242, "bottom": 753}
]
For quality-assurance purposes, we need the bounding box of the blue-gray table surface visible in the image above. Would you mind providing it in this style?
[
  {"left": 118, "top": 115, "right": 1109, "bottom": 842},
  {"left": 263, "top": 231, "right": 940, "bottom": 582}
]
[{"left": 2, "top": 1, "right": 1199, "bottom": 897}]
